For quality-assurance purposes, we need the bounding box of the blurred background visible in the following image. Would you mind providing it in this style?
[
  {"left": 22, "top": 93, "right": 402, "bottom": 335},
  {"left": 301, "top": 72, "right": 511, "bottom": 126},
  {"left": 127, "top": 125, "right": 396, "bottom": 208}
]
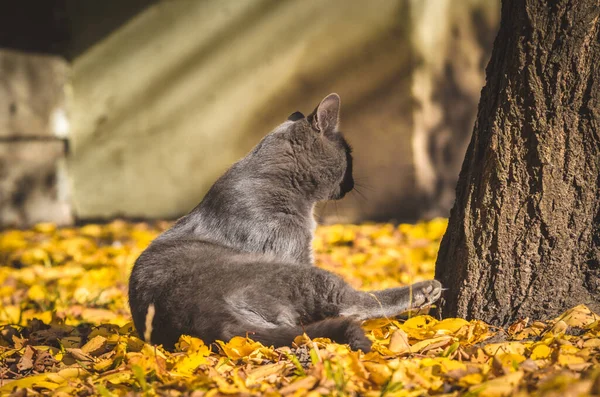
[{"left": 0, "top": 0, "right": 499, "bottom": 228}]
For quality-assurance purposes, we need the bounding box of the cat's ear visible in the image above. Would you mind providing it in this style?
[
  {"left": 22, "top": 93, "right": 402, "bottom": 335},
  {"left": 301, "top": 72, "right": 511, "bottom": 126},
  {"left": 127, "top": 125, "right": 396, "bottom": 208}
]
[
  {"left": 309, "top": 93, "right": 340, "bottom": 133},
  {"left": 288, "top": 111, "right": 305, "bottom": 121}
]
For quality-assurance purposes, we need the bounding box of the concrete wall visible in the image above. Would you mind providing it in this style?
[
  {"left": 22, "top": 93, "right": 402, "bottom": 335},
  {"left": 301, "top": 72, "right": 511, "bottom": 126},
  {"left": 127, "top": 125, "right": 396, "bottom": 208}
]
[{"left": 0, "top": 0, "right": 500, "bottom": 226}]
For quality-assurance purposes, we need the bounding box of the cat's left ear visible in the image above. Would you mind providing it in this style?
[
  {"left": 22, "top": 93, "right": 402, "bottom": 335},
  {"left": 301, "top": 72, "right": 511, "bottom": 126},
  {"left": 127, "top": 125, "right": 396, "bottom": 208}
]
[{"left": 309, "top": 93, "right": 340, "bottom": 133}]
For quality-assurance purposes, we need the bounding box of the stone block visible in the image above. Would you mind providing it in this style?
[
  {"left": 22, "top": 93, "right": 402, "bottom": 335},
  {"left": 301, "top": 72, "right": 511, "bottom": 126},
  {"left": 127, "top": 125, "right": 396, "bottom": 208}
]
[
  {"left": 0, "top": 48, "right": 70, "bottom": 138},
  {"left": 0, "top": 141, "right": 72, "bottom": 227}
]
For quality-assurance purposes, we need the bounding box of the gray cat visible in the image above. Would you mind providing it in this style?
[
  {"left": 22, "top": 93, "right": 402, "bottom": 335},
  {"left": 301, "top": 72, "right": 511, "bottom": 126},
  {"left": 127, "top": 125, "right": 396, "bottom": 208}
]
[{"left": 128, "top": 94, "right": 442, "bottom": 352}]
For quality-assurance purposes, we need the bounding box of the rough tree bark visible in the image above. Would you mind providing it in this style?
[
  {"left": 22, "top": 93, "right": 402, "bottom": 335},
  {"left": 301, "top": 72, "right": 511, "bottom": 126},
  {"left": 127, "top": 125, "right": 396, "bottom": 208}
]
[{"left": 435, "top": 0, "right": 600, "bottom": 326}]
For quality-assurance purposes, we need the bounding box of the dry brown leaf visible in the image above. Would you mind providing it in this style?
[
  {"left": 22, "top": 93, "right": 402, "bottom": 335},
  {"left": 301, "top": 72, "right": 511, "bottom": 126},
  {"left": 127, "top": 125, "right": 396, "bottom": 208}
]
[
  {"left": 16, "top": 346, "right": 35, "bottom": 371},
  {"left": 388, "top": 329, "right": 411, "bottom": 353},
  {"left": 279, "top": 375, "right": 318, "bottom": 395},
  {"left": 81, "top": 335, "right": 108, "bottom": 356}
]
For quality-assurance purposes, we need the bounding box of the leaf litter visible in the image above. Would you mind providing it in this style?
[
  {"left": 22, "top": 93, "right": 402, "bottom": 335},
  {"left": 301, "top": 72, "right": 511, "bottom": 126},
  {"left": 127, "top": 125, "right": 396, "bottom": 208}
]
[{"left": 0, "top": 219, "right": 599, "bottom": 396}]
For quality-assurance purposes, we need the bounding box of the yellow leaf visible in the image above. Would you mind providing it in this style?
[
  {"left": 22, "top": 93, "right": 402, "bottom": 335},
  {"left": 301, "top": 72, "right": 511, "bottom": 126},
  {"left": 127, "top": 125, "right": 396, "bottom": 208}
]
[
  {"left": 81, "top": 335, "right": 108, "bottom": 355},
  {"left": 102, "top": 371, "right": 132, "bottom": 385},
  {"left": 363, "top": 362, "right": 392, "bottom": 385},
  {"left": 425, "top": 218, "right": 448, "bottom": 240},
  {"left": 0, "top": 374, "right": 63, "bottom": 393},
  {"left": 245, "top": 362, "right": 287, "bottom": 387},
  {"left": 279, "top": 375, "right": 318, "bottom": 395},
  {"left": 484, "top": 342, "right": 528, "bottom": 356},
  {"left": 217, "top": 336, "right": 264, "bottom": 360},
  {"left": 557, "top": 353, "right": 586, "bottom": 366},
  {"left": 22, "top": 310, "right": 53, "bottom": 324},
  {"left": 175, "top": 334, "right": 206, "bottom": 352},
  {"left": 401, "top": 315, "right": 437, "bottom": 339},
  {"left": 80, "top": 224, "right": 103, "bottom": 238},
  {"left": 362, "top": 318, "right": 399, "bottom": 331},
  {"left": 0, "top": 231, "right": 28, "bottom": 250},
  {"left": 459, "top": 372, "right": 485, "bottom": 386},
  {"left": 468, "top": 371, "right": 524, "bottom": 397},
  {"left": 93, "top": 357, "right": 115, "bottom": 372},
  {"left": 20, "top": 248, "right": 51, "bottom": 266},
  {"left": 549, "top": 320, "right": 568, "bottom": 334},
  {"left": 0, "top": 305, "right": 20, "bottom": 323},
  {"left": 493, "top": 353, "right": 526, "bottom": 372},
  {"left": 555, "top": 305, "right": 600, "bottom": 328},
  {"left": 27, "top": 284, "right": 46, "bottom": 301},
  {"left": 420, "top": 357, "right": 466, "bottom": 373},
  {"left": 33, "top": 223, "right": 57, "bottom": 234},
  {"left": 48, "top": 367, "right": 87, "bottom": 382},
  {"left": 529, "top": 344, "right": 552, "bottom": 360},
  {"left": 430, "top": 318, "right": 469, "bottom": 334},
  {"left": 388, "top": 329, "right": 410, "bottom": 353},
  {"left": 173, "top": 344, "right": 210, "bottom": 376},
  {"left": 559, "top": 344, "right": 579, "bottom": 355},
  {"left": 583, "top": 338, "right": 600, "bottom": 348},
  {"left": 213, "top": 371, "right": 249, "bottom": 394},
  {"left": 410, "top": 336, "right": 453, "bottom": 353}
]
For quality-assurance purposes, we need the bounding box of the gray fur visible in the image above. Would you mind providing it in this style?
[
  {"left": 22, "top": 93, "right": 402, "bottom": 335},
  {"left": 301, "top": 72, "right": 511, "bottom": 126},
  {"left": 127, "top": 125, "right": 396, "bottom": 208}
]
[{"left": 128, "top": 94, "right": 442, "bottom": 352}]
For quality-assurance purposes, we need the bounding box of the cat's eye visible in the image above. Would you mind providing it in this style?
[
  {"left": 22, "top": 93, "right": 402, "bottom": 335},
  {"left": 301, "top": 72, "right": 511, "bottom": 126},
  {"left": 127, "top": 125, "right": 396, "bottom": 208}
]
[{"left": 288, "top": 111, "right": 305, "bottom": 121}]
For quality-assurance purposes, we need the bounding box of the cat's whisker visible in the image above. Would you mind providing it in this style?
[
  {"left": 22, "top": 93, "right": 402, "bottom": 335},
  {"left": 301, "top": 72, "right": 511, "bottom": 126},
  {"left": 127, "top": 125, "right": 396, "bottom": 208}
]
[
  {"left": 352, "top": 187, "right": 368, "bottom": 202},
  {"left": 353, "top": 178, "right": 373, "bottom": 191},
  {"left": 321, "top": 201, "right": 330, "bottom": 223},
  {"left": 347, "top": 192, "right": 367, "bottom": 214}
]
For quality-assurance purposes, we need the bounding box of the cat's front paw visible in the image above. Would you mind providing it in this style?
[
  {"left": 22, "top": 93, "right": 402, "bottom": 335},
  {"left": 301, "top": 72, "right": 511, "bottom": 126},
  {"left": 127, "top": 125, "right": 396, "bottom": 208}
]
[{"left": 410, "top": 280, "right": 443, "bottom": 309}]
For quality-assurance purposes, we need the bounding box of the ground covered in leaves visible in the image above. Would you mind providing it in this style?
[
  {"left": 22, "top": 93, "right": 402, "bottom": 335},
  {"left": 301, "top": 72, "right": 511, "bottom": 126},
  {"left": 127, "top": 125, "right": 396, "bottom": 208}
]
[{"left": 1, "top": 220, "right": 599, "bottom": 396}]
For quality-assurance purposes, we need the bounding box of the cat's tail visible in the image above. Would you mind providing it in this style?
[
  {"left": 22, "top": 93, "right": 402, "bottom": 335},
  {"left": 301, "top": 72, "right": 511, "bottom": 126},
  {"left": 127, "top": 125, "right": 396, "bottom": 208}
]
[{"left": 248, "top": 318, "right": 372, "bottom": 352}]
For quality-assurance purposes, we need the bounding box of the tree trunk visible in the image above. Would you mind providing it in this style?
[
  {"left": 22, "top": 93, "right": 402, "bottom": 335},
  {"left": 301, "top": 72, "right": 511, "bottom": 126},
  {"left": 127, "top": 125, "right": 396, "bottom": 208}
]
[{"left": 435, "top": 0, "right": 600, "bottom": 326}]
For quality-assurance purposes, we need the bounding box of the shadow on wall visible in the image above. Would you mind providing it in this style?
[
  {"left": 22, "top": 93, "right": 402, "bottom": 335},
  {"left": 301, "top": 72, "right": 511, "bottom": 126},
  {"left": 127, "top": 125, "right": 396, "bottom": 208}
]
[
  {"left": 241, "top": 1, "right": 418, "bottom": 223},
  {"left": 0, "top": 0, "right": 158, "bottom": 60}
]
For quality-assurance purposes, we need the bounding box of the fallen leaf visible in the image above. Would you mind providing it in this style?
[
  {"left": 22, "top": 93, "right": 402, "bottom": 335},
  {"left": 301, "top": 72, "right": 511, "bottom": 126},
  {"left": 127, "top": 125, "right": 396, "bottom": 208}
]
[
  {"left": 279, "top": 375, "right": 318, "bottom": 394},
  {"left": 16, "top": 345, "right": 35, "bottom": 371},
  {"left": 468, "top": 371, "right": 524, "bottom": 397},
  {"left": 388, "top": 329, "right": 410, "bottom": 353},
  {"left": 81, "top": 335, "right": 108, "bottom": 356},
  {"left": 484, "top": 342, "right": 527, "bottom": 357}
]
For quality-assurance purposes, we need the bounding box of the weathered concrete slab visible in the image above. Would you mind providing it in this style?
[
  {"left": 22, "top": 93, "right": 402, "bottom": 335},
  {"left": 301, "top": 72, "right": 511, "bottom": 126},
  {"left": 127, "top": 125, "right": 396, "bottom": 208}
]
[
  {"left": 64, "top": 0, "right": 499, "bottom": 222},
  {"left": 0, "top": 141, "right": 72, "bottom": 227},
  {"left": 0, "top": 48, "right": 70, "bottom": 138}
]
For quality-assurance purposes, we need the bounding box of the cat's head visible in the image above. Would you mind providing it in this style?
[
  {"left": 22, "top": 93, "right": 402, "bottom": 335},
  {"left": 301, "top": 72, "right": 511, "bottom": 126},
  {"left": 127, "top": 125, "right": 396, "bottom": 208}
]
[{"left": 250, "top": 93, "right": 354, "bottom": 202}]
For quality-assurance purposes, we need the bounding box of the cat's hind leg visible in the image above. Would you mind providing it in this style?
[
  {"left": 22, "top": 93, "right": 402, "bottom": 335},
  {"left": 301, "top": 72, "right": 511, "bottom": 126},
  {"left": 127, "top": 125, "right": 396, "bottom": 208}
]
[
  {"left": 340, "top": 280, "right": 442, "bottom": 321},
  {"left": 259, "top": 318, "right": 371, "bottom": 352},
  {"left": 224, "top": 317, "right": 372, "bottom": 352}
]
